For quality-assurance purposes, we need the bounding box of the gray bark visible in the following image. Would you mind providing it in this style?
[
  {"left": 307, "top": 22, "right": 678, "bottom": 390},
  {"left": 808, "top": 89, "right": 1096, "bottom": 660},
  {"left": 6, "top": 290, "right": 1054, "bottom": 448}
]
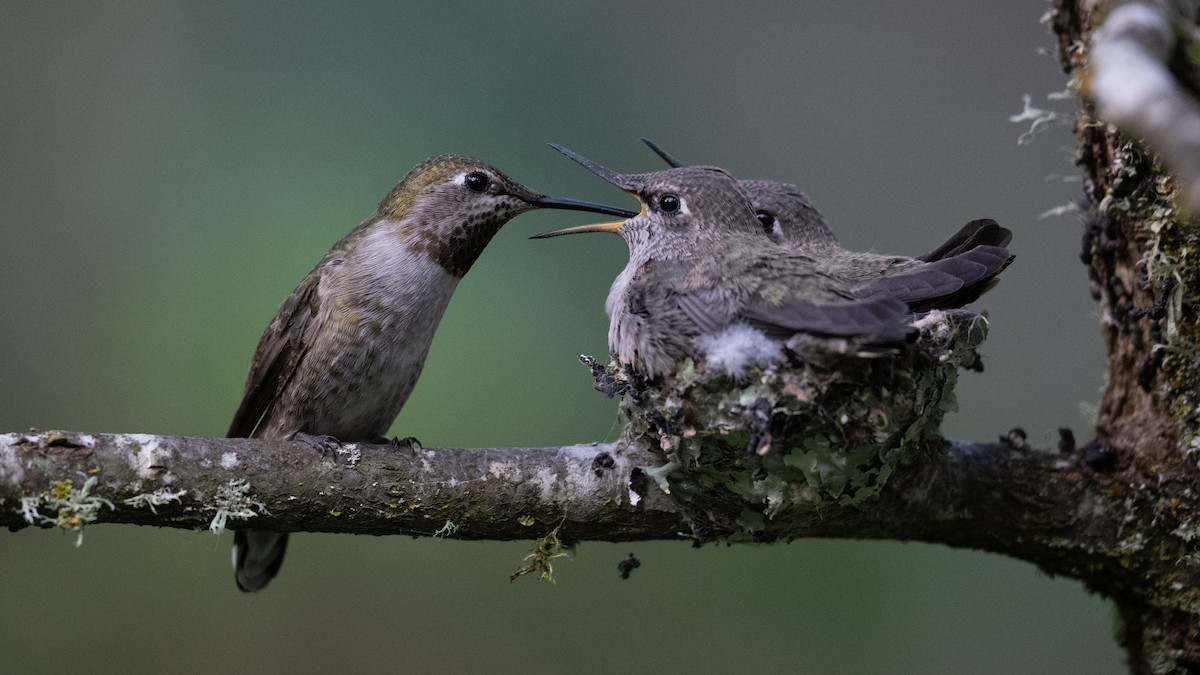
[{"left": 0, "top": 430, "right": 1151, "bottom": 579}]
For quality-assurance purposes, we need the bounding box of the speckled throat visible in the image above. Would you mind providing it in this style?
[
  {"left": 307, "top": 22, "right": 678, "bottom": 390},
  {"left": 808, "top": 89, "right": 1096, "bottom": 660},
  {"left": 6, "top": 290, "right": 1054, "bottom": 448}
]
[{"left": 404, "top": 206, "right": 515, "bottom": 278}]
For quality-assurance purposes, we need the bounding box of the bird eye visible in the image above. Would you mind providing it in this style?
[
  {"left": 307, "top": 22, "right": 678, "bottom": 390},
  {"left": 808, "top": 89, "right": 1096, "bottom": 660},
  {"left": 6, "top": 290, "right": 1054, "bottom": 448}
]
[
  {"left": 755, "top": 210, "right": 776, "bottom": 233},
  {"left": 464, "top": 171, "right": 490, "bottom": 193},
  {"left": 659, "top": 194, "right": 681, "bottom": 213}
]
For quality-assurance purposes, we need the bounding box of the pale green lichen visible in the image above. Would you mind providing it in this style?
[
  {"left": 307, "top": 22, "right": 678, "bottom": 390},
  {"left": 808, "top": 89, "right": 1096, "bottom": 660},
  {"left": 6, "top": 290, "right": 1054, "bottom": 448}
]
[
  {"left": 123, "top": 488, "right": 187, "bottom": 514},
  {"left": 607, "top": 309, "right": 985, "bottom": 543},
  {"left": 638, "top": 460, "right": 682, "bottom": 494},
  {"left": 20, "top": 476, "right": 114, "bottom": 546},
  {"left": 1101, "top": 135, "right": 1200, "bottom": 453},
  {"left": 207, "top": 479, "right": 267, "bottom": 535},
  {"left": 1010, "top": 92, "right": 1073, "bottom": 145},
  {"left": 334, "top": 443, "right": 362, "bottom": 467}
]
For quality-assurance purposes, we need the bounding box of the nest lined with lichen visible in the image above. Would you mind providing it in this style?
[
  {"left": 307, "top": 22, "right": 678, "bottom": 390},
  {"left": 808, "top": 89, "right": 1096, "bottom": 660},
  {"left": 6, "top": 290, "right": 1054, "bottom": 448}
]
[{"left": 587, "top": 309, "right": 990, "bottom": 543}]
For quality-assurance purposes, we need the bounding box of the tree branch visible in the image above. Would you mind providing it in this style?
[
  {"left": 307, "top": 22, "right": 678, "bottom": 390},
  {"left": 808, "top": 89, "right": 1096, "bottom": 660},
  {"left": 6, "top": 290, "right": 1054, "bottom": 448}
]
[
  {"left": 1053, "top": 1, "right": 1200, "bottom": 669},
  {"left": 0, "top": 428, "right": 1189, "bottom": 603},
  {"left": 0, "top": 431, "right": 680, "bottom": 541},
  {"left": 1088, "top": 0, "right": 1200, "bottom": 210},
  {"left": 0, "top": 430, "right": 1088, "bottom": 549}
]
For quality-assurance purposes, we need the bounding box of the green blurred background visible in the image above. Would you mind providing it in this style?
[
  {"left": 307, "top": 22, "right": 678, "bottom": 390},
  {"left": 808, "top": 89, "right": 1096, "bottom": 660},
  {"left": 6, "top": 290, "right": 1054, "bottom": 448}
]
[{"left": 1, "top": 2, "right": 1118, "bottom": 673}]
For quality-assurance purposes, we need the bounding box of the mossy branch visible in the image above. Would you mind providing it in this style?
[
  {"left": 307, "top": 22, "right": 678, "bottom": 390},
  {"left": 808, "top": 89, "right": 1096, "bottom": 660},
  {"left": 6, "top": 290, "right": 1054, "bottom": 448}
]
[
  {"left": 0, "top": 425, "right": 1190, "bottom": 604},
  {"left": 0, "top": 432, "right": 680, "bottom": 541},
  {"left": 1052, "top": 1, "right": 1200, "bottom": 669},
  {"left": 0, "top": 428, "right": 1058, "bottom": 540}
]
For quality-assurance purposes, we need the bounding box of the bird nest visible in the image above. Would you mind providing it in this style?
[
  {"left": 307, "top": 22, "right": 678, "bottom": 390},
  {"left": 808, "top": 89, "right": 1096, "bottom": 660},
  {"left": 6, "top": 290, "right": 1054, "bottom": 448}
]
[{"left": 586, "top": 309, "right": 990, "bottom": 543}]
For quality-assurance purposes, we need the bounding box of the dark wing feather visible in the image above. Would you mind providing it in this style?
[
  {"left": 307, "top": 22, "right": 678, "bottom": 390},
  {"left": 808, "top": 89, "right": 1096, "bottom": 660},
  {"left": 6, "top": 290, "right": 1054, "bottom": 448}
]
[
  {"left": 925, "top": 249, "right": 1014, "bottom": 309},
  {"left": 738, "top": 293, "right": 911, "bottom": 341},
  {"left": 917, "top": 219, "right": 1012, "bottom": 262},
  {"left": 665, "top": 252, "right": 911, "bottom": 341},
  {"left": 863, "top": 245, "right": 1014, "bottom": 311},
  {"left": 226, "top": 271, "right": 322, "bottom": 438}
]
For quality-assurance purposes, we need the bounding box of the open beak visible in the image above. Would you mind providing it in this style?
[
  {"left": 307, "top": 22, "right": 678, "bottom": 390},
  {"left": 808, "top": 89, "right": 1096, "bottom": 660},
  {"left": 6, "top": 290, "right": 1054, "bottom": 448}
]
[
  {"left": 529, "top": 219, "right": 626, "bottom": 239},
  {"left": 640, "top": 138, "right": 684, "bottom": 168},
  {"left": 535, "top": 144, "right": 645, "bottom": 239},
  {"left": 547, "top": 143, "right": 638, "bottom": 190},
  {"left": 531, "top": 194, "right": 637, "bottom": 219}
]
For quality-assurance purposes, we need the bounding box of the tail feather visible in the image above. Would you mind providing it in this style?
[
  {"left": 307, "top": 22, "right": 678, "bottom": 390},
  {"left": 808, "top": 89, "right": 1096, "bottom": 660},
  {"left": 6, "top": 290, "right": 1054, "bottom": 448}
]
[
  {"left": 918, "top": 219, "right": 1012, "bottom": 262},
  {"left": 233, "top": 530, "right": 289, "bottom": 593},
  {"left": 863, "top": 245, "right": 1014, "bottom": 311}
]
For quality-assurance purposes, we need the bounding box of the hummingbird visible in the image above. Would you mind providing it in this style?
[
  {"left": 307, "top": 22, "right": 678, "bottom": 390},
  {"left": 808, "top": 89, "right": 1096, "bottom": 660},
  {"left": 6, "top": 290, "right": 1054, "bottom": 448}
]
[
  {"left": 640, "top": 139, "right": 1014, "bottom": 312},
  {"left": 531, "top": 145, "right": 913, "bottom": 380},
  {"left": 228, "top": 154, "right": 636, "bottom": 592}
]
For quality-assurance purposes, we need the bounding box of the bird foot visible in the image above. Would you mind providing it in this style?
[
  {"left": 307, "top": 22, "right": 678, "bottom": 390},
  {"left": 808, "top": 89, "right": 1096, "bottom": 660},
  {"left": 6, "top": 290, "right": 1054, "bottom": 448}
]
[
  {"left": 294, "top": 432, "right": 341, "bottom": 457},
  {"left": 376, "top": 435, "right": 423, "bottom": 453}
]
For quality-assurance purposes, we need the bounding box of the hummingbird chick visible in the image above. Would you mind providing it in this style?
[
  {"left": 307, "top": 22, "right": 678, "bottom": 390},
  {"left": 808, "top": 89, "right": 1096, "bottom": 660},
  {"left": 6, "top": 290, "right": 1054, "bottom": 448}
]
[
  {"left": 745, "top": 182, "right": 1014, "bottom": 312},
  {"left": 640, "top": 138, "right": 839, "bottom": 249},
  {"left": 533, "top": 145, "right": 913, "bottom": 380},
  {"left": 228, "top": 155, "right": 635, "bottom": 592},
  {"left": 642, "top": 139, "right": 1014, "bottom": 312}
]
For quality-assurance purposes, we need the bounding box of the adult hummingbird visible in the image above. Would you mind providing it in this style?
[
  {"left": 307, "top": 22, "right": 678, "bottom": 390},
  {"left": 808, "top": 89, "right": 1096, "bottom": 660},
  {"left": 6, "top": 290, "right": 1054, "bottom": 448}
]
[
  {"left": 228, "top": 155, "right": 636, "bottom": 592},
  {"left": 532, "top": 145, "right": 913, "bottom": 380},
  {"left": 641, "top": 139, "right": 1014, "bottom": 311}
]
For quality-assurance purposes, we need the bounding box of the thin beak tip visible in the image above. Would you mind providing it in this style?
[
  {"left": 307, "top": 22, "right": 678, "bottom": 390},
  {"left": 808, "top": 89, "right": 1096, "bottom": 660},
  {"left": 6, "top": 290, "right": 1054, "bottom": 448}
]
[
  {"left": 640, "top": 138, "right": 683, "bottom": 168},
  {"left": 528, "top": 220, "right": 625, "bottom": 240},
  {"left": 546, "top": 143, "right": 635, "bottom": 191}
]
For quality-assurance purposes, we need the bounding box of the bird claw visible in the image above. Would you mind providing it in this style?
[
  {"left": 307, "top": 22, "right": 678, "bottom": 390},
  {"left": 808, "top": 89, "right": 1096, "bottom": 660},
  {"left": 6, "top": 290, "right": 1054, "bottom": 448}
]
[
  {"left": 376, "top": 435, "right": 423, "bottom": 453},
  {"left": 294, "top": 432, "right": 341, "bottom": 457}
]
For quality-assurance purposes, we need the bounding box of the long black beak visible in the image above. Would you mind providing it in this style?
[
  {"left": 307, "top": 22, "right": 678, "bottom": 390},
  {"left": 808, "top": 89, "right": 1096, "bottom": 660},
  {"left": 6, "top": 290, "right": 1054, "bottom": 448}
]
[
  {"left": 640, "top": 138, "right": 684, "bottom": 168},
  {"left": 531, "top": 194, "right": 637, "bottom": 219},
  {"left": 548, "top": 143, "right": 637, "bottom": 190}
]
